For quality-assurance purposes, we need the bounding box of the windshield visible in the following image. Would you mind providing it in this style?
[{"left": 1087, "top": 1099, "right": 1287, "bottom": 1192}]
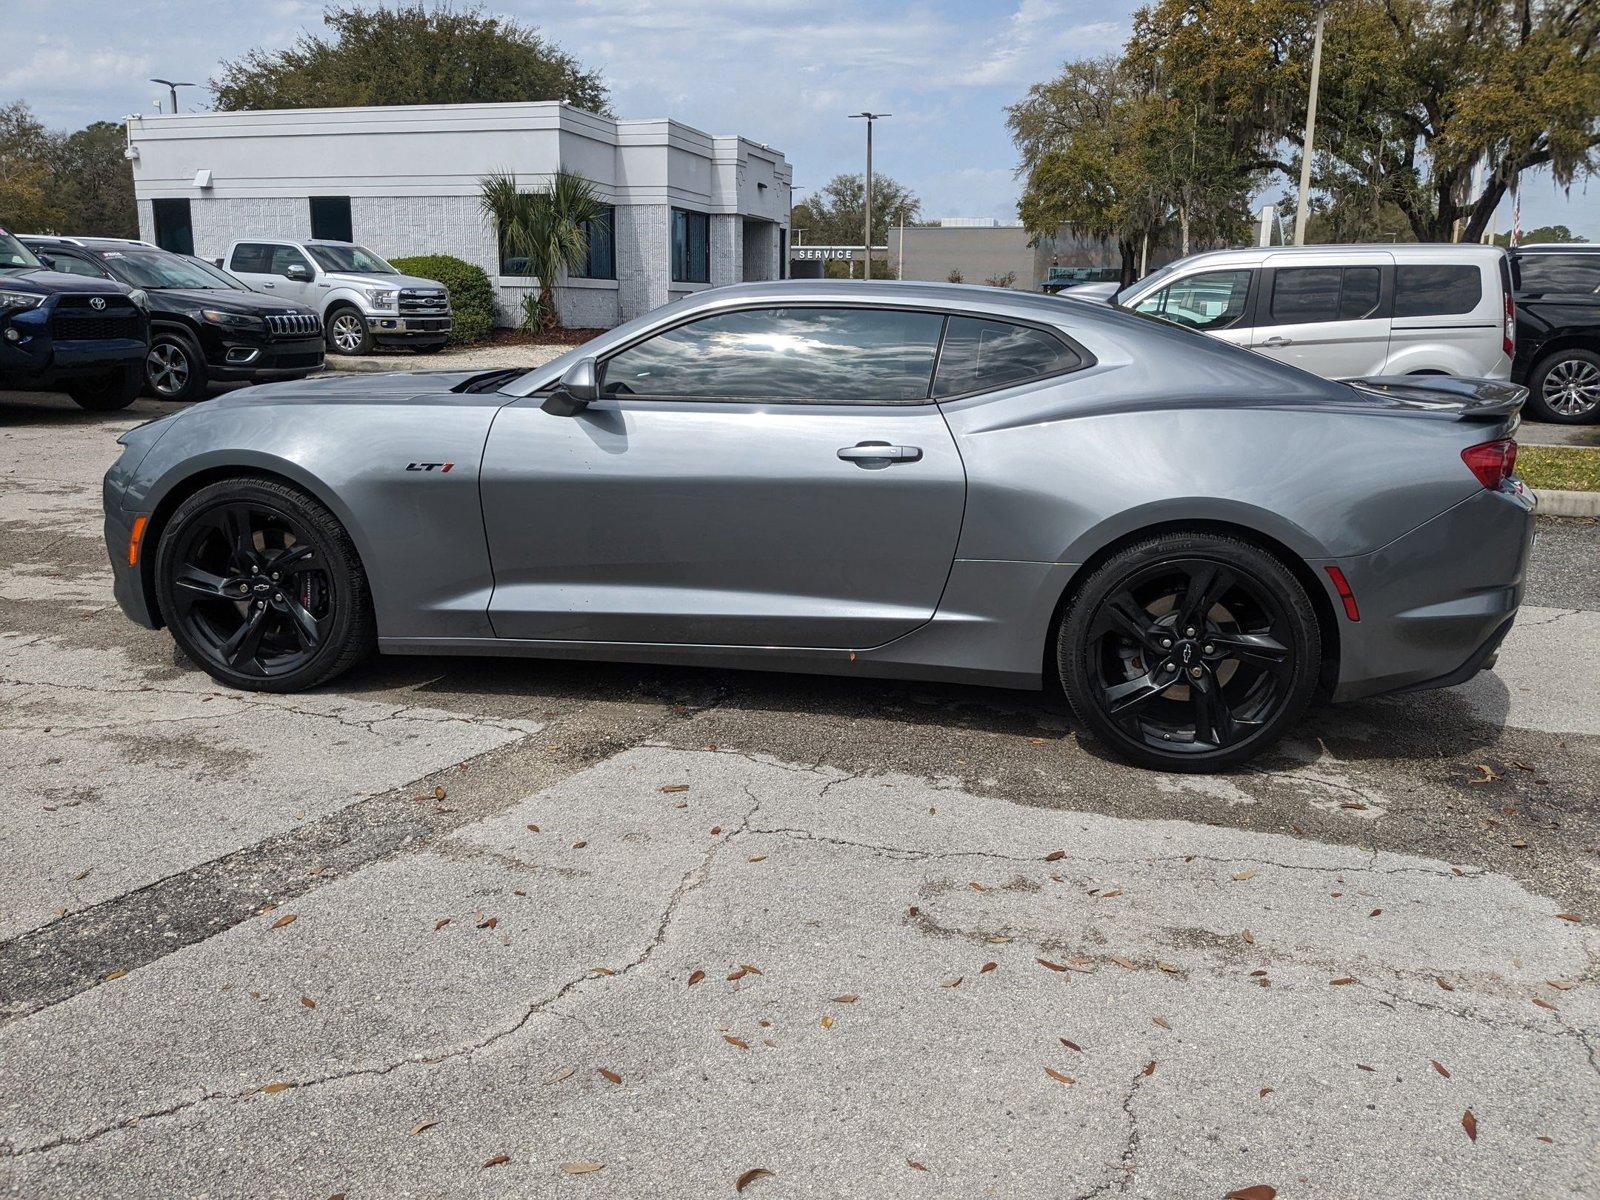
[
  {"left": 0, "top": 230, "right": 43, "bottom": 272},
  {"left": 104, "top": 249, "right": 242, "bottom": 290},
  {"left": 305, "top": 244, "right": 396, "bottom": 275},
  {"left": 1115, "top": 261, "right": 1182, "bottom": 305}
]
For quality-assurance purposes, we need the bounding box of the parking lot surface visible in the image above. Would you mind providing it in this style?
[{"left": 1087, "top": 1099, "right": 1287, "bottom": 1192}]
[{"left": 2, "top": 389, "right": 1597, "bottom": 1199}]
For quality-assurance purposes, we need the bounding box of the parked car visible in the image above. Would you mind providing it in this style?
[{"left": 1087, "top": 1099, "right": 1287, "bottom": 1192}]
[
  {"left": 1042, "top": 267, "right": 1122, "bottom": 294},
  {"left": 22, "top": 237, "right": 324, "bottom": 403},
  {"left": 0, "top": 228, "right": 149, "bottom": 410},
  {"left": 217, "top": 239, "right": 451, "bottom": 356},
  {"left": 1508, "top": 243, "right": 1600, "bottom": 424},
  {"left": 103, "top": 281, "right": 1534, "bottom": 773},
  {"left": 1083, "top": 244, "right": 1514, "bottom": 381}
]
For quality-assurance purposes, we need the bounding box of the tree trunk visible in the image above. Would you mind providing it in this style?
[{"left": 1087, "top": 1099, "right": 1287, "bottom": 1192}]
[
  {"left": 1118, "top": 237, "right": 1139, "bottom": 287},
  {"left": 1179, "top": 201, "right": 1191, "bottom": 257},
  {"left": 538, "top": 281, "right": 560, "bottom": 333}
]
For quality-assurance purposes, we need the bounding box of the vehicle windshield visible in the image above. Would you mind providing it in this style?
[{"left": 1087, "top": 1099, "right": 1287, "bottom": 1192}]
[
  {"left": 1115, "top": 261, "right": 1182, "bottom": 306},
  {"left": 104, "top": 249, "right": 244, "bottom": 290},
  {"left": 0, "top": 230, "right": 44, "bottom": 273},
  {"left": 305, "top": 244, "right": 397, "bottom": 275}
]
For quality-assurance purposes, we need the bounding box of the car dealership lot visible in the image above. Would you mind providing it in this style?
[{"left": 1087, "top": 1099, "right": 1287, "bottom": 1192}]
[{"left": 2, "top": 390, "right": 1598, "bottom": 1198}]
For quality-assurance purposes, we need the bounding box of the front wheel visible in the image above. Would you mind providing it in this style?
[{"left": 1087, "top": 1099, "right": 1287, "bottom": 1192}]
[
  {"left": 154, "top": 478, "right": 375, "bottom": 692},
  {"left": 1058, "top": 534, "right": 1321, "bottom": 772},
  {"left": 325, "top": 307, "right": 373, "bottom": 356},
  {"left": 145, "top": 334, "right": 209, "bottom": 402},
  {"left": 66, "top": 364, "right": 142, "bottom": 411},
  {"left": 1526, "top": 349, "right": 1600, "bottom": 424}
]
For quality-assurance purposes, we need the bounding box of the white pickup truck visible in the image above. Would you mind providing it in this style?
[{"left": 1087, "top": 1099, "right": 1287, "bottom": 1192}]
[{"left": 216, "top": 239, "right": 452, "bottom": 356}]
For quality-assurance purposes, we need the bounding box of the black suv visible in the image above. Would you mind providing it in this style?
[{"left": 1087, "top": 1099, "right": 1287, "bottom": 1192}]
[
  {"left": 0, "top": 228, "right": 148, "bottom": 410},
  {"left": 22, "top": 237, "right": 324, "bottom": 403},
  {"left": 1509, "top": 244, "right": 1600, "bottom": 424}
]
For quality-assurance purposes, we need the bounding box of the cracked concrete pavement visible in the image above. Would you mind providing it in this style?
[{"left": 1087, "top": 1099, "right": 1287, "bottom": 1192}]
[{"left": 2, "top": 389, "right": 1598, "bottom": 1198}]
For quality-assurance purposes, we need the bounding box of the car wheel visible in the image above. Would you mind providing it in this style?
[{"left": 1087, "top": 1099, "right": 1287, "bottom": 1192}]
[
  {"left": 154, "top": 477, "right": 376, "bottom": 693},
  {"left": 1058, "top": 533, "right": 1321, "bottom": 772},
  {"left": 145, "top": 333, "right": 209, "bottom": 402},
  {"left": 325, "top": 307, "right": 373, "bottom": 356},
  {"left": 1526, "top": 349, "right": 1600, "bottom": 424},
  {"left": 66, "top": 364, "right": 143, "bottom": 411}
]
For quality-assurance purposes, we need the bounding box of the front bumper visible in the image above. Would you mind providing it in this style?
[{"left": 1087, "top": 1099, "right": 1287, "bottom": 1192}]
[
  {"left": 103, "top": 483, "right": 159, "bottom": 629},
  {"left": 368, "top": 314, "right": 451, "bottom": 344},
  {"left": 1328, "top": 483, "right": 1537, "bottom": 702},
  {"left": 206, "top": 335, "right": 325, "bottom": 381}
]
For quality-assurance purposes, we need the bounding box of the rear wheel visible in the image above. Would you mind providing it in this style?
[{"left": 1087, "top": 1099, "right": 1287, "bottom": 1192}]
[
  {"left": 325, "top": 306, "right": 372, "bottom": 356},
  {"left": 1526, "top": 349, "right": 1600, "bottom": 424},
  {"left": 1058, "top": 534, "right": 1321, "bottom": 772},
  {"left": 66, "top": 364, "right": 142, "bottom": 411},
  {"left": 154, "top": 478, "right": 375, "bottom": 692}
]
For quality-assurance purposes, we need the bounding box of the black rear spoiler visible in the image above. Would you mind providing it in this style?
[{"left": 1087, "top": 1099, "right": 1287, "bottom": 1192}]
[{"left": 1348, "top": 376, "right": 1527, "bottom": 421}]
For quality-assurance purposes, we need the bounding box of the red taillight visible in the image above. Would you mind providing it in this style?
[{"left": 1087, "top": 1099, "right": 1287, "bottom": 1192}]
[
  {"left": 1503, "top": 290, "right": 1515, "bottom": 358},
  {"left": 1324, "top": 565, "right": 1360, "bottom": 622},
  {"left": 1461, "top": 438, "right": 1518, "bottom": 489}
]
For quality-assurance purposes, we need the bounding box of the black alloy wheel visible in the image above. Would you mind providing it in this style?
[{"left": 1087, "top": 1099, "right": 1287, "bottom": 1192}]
[
  {"left": 1059, "top": 534, "right": 1320, "bottom": 771},
  {"left": 154, "top": 478, "right": 374, "bottom": 691}
]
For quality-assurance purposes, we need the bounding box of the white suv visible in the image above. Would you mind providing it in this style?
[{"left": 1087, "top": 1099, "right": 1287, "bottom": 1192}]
[
  {"left": 220, "top": 239, "right": 452, "bottom": 356},
  {"left": 1089, "top": 244, "right": 1514, "bottom": 380}
]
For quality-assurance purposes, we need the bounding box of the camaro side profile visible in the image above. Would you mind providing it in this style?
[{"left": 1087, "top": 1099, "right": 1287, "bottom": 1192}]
[{"left": 104, "top": 281, "right": 1535, "bottom": 771}]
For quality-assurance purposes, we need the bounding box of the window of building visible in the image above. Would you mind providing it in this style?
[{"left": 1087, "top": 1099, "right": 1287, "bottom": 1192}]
[
  {"left": 1268, "top": 265, "right": 1382, "bottom": 324},
  {"left": 672, "top": 208, "right": 710, "bottom": 284},
  {"left": 601, "top": 306, "right": 944, "bottom": 401},
  {"left": 152, "top": 198, "right": 194, "bottom": 256},
  {"left": 1514, "top": 254, "right": 1600, "bottom": 295},
  {"left": 309, "top": 196, "right": 353, "bottom": 242},
  {"left": 574, "top": 208, "right": 615, "bottom": 280},
  {"left": 1133, "top": 269, "right": 1252, "bottom": 331},
  {"left": 1394, "top": 264, "right": 1482, "bottom": 317},
  {"left": 932, "top": 317, "right": 1081, "bottom": 397}
]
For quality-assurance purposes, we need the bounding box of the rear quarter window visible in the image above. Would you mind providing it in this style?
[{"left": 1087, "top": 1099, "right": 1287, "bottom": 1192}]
[
  {"left": 1394, "top": 264, "right": 1483, "bottom": 317},
  {"left": 1514, "top": 254, "right": 1600, "bottom": 295},
  {"left": 933, "top": 317, "right": 1081, "bottom": 397}
]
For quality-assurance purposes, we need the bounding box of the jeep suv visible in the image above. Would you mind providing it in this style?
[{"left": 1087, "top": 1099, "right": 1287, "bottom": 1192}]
[
  {"left": 23, "top": 236, "right": 324, "bottom": 403},
  {"left": 1509, "top": 244, "right": 1600, "bottom": 424},
  {"left": 0, "top": 228, "right": 149, "bottom": 410},
  {"left": 220, "top": 239, "right": 452, "bottom": 356}
]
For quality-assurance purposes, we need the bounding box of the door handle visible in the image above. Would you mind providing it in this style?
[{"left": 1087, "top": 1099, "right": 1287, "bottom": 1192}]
[
  {"left": 261, "top": 281, "right": 275, "bottom": 288},
  {"left": 838, "top": 441, "right": 922, "bottom": 466},
  {"left": 1261, "top": 335, "right": 1292, "bottom": 347}
]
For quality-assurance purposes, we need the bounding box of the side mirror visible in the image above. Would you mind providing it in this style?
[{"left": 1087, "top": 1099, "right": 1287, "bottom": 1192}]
[
  {"left": 37, "top": 253, "right": 56, "bottom": 270},
  {"left": 542, "top": 358, "right": 599, "bottom": 416},
  {"left": 285, "top": 263, "right": 311, "bottom": 281}
]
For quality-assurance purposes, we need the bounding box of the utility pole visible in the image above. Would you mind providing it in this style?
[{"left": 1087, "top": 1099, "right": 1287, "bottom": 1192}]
[
  {"left": 850, "top": 112, "right": 889, "bottom": 279},
  {"left": 150, "top": 78, "right": 195, "bottom": 115},
  {"left": 1292, "top": 8, "right": 1326, "bottom": 246}
]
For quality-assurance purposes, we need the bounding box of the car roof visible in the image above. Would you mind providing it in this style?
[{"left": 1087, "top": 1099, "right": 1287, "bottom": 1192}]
[
  {"left": 1512, "top": 243, "right": 1599, "bottom": 254},
  {"left": 688, "top": 278, "right": 1095, "bottom": 322},
  {"left": 18, "top": 235, "right": 159, "bottom": 250},
  {"left": 1152, "top": 243, "right": 1507, "bottom": 272}
]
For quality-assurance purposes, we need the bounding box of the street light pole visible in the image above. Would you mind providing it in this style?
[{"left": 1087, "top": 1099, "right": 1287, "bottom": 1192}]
[
  {"left": 150, "top": 78, "right": 196, "bottom": 115},
  {"left": 1292, "top": 10, "right": 1326, "bottom": 246},
  {"left": 850, "top": 112, "right": 889, "bottom": 279}
]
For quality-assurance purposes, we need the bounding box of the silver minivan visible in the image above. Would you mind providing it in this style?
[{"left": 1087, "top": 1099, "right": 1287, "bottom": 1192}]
[{"left": 1091, "top": 244, "right": 1514, "bottom": 380}]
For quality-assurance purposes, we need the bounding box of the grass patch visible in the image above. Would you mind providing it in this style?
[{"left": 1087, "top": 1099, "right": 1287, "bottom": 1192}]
[{"left": 1518, "top": 445, "right": 1600, "bottom": 492}]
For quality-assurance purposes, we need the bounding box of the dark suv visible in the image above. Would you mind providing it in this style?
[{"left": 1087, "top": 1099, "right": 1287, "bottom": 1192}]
[
  {"left": 1509, "top": 244, "right": 1600, "bottom": 424},
  {"left": 22, "top": 237, "right": 324, "bottom": 402},
  {"left": 0, "top": 228, "right": 148, "bottom": 410}
]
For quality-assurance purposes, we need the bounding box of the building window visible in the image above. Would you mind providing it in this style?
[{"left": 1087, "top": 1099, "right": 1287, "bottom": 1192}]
[
  {"left": 672, "top": 208, "right": 709, "bottom": 284},
  {"left": 573, "top": 207, "right": 615, "bottom": 280},
  {"left": 152, "top": 198, "right": 194, "bottom": 256},
  {"left": 309, "top": 196, "right": 353, "bottom": 242}
]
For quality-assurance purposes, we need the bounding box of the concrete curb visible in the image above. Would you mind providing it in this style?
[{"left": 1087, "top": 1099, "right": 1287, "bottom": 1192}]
[{"left": 1536, "top": 489, "right": 1600, "bottom": 518}]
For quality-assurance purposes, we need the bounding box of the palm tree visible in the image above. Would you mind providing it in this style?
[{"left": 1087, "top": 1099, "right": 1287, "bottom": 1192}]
[{"left": 479, "top": 168, "right": 603, "bottom": 332}]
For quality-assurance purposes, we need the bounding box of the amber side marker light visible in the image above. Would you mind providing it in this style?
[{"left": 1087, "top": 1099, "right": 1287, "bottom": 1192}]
[
  {"left": 1324, "top": 565, "right": 1360, "bottom": 622},
  {"left": 127, "top": 515, "right": 149, "bottom": 567}
]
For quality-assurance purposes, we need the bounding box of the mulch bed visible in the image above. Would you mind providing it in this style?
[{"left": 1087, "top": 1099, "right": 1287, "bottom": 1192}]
[{"left": 480, "top": 327, "right": 607, "bottom": 348}]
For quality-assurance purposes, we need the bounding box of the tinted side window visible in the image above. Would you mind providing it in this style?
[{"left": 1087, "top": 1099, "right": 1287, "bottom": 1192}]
[
  {"left": 601, "top": 307, "right": 944, "bottom": 402},
  {"left": 1515, "top": 254, "right": 1600, "bottom": 295},
  {"left": 269, "top": 245, "right": 312, "bottom": 276},
  {"left": 933, "top": 317, "right": 1080, "bottom": 397},
  {"left": 230, "top": 243, "right": 273, "bottom": 273},
  {"left": 1133, "top": 269, "right": 1251, "bottom": 331},
  {"left": 1339, "top": 267, "right": 1381, "bottom": 318},
  {"left": 1270, "top": 267, "right": 1343, "bottom": 323},
  {"left": 46, "top": 252, "right": 108, "bottom": 278},
  {"left": 1394, "top": 264, "right": 1482, "bottom": 317}
]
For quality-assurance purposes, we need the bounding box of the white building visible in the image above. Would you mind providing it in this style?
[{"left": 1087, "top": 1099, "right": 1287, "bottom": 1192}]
[{"left": 126, "top": 102, "right": 793, "bottom": 329}]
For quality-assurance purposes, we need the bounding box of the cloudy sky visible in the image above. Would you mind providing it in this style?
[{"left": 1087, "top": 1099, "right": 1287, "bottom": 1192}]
[{"left": 4, "top": 0, "right": 1596, "bottom": 238}]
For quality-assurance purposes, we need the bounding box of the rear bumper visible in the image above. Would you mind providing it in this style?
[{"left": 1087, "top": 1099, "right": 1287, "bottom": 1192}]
[{"left": 1328, "top": 483, "right": 1537, "bottom": 702}]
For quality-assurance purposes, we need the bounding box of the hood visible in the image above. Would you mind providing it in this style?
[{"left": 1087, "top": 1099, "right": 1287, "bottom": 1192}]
[
  {"left": 200, "top": 368, "right": 498, "bottom": 409},
  {"left": 147, "top": 288, "right": 317, "bottom": 316},
  {"left": 323, "top": 272, "right": 448, "bottom": 294},
  {"left": 2, "top": 268, "right": 132, "bottom": 297}
]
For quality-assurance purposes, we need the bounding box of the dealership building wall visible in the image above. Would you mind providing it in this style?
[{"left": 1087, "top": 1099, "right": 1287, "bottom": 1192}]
[
  {"left": 891, "top": 223, "right": 1123, "bottom": 289},
  {"left": 126, "top": 102, "right": 792, "bottom": 329}
]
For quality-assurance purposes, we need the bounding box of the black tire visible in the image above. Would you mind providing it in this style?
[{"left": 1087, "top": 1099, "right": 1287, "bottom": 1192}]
[
  {"left": 410, "top": 342, "right": 448, "bottom": 355},
  {"left": 144, "top": 331, "right": 209, "bottom": 402},
  {"left": 66, "top": 364, "right": 142, "bottom": 411},
  {"left": 324, "top": 306, "right": 373, "bottom": 356},
  {"left": 1525, "top": 349, "right": 1600, "bottom": 424},
  {"left": 1057, "top": 533, "right": 1321, "bottom": 772},
  {"left": 154, "top": 477, "right": 375, "bottom": 692}
]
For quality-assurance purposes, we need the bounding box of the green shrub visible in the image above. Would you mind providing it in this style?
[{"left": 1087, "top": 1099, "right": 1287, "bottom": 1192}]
[{"left": 389, "top": 254, "right": 494, "bottom": 346}]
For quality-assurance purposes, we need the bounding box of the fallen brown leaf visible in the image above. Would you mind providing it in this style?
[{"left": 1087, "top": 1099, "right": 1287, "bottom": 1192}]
[
  {"left": 940, "top": 977, "right": 963, "bottom": 988},
  {"left": 434, "top": 918, "right": 451, "bottom": 931},
  {"left": 1036, "top": 958, "right": 1069, "bottom": 972},
  {"left": 735, "top": 1167, "right": 775, "bottom": 1192},
  {"left": 526, "top": 824, "right": 540, "bottom": 832},
  {"left": 1224, "top": 1188, "right": 1277, "bottom": 1200},
  {"left": 832, "top": 994, "right": 859, "bottom": 1004},
  {"left": 969, "top": 882, "right": 986, "bottom": 892},
  {"left": 271, "top": 914, "right": 298, "bottom": 929},
  {"left": 1109, "top": 954, "right": 1136, "bottom": 969},
  {"left": 1462, "top": 1109, "right": 1478, "bottom": 1142},
  {"left": 687, "top": 969, "right": 706, "bottom": 987},
  {"left": 1060, "top": 1038, "right": 1083, "bottom": 1052},
  {"left": 432, "top": 785, "right": 447, "bottom": 801},
  {"left": 1468, "top": 764, "right": 1500, "bottom": 785},
  {"left": 1240, "top": 930, "right": 1255, "bottom": 945},
  {"left": 409, "top": 1119, "right": 438, "bottom": 1136},
  {"left": 1369, "top": 909, "right": 1383, "bottom": 918},
  {"left": 476, "top": 915, "right": 497, "bottom": 930},
  {"left": 1232, "top": 869, "right": 1257, "bottom": 882},
  {"left": 660, "top": 784, "right": 690, "bottom": 793},
  {"left": 710, "top": 826, "right": 722, "bottom": 835},
  {"left": 980, "top": 962, "right": 998, "bottom": 974},
  {"left": 1142, "top": 1060, "right": 1156, "bottom": 1077},
  {"left": 1357, "top": 1064, "right": 1376, "bottom": 1072},
  {"left": 561, "top": 1161, "right": 605, "bottom": 1174},
  {"left": 1044, "top": 1066, "right": 1075, "bottom": 1085},
  {"left": 1431, "top": 1060, "right": 1451, "bottom": 1079},
  {"left": 724, "top": 1035, "right": 750, "bottom": 1050},
  {"left": 545, "top": 1066, "right": 574, "bottom": 1085},
  {"left": 1537, "top": 1136, "right": 1555, "bottom": 1145},
  {"left": 748, "top": 855, "right": 767, "bottom": 863},
  {"left": 1152, "top": 1015, "right": 1171, "bottom": 1030},
  {"left": 1044, "top": 850, "right": 1066, "bottom": 861},
  {"left": 571, "top": 840, "right": 587, "bottom": 849},
  {"left": 1547, "top": 980, "right": 1575, "bottom": 990},
  {"left": 103, "top": 969, "right": 127, "bottom": 981},
  {"left": 1532, "top": 997, "right": 1558, "bottom": 1012},
  {"left": 820, "top": 1015, "right": 835, "bottom": 1029},
  {"left": 1436, "top": 978, "right": 1456, "bottom": 992},
  {"left": 1100, "top": 889, "right": 1124, "bottom": 898},
  {"left": 1258, "top": 1087, "right": 1273, "bottom": 1098},
  {"left": 907, "top": 1161, "right": 928, "bottom": 1172},
  {"left": 300, "top": 996, "right": 316, "bottom": 1009},
  {"left": 261, "top": 1082, "right": 293, "bottom": 1094},
  {"left": 1156, "top": 961, "right": 1181, "bottom": 974},
  {"left": 1555, "top": 913, "right": 1582, "bottom": 923},
  {"left": 598, "top": 1068, "right": 622, "bottom": 1084},
  {"left": 1330, "top": 977, "right": 1357, "bottom": 986},
  {"left": 740, "top": 963, "right": 764, "bottom": 975}
]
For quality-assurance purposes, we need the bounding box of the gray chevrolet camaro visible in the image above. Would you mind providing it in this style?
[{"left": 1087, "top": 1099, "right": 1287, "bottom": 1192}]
[{"left": 103, "top": 280, "right": 1536, "bottom": 771}]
